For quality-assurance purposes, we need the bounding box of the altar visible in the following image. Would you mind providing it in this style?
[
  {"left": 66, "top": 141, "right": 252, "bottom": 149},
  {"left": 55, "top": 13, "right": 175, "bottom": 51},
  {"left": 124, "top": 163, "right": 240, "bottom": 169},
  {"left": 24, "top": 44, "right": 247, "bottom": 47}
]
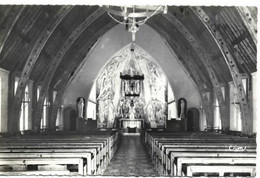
[{"left": 119, "top": 118, "right": 144, "bottom": 133}]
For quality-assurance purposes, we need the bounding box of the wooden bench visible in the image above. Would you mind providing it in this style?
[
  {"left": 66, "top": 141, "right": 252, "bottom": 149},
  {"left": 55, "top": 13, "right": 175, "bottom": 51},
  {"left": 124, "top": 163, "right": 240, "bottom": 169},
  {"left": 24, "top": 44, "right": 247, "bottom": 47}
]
[
  {"left": 0, "top": 157, "right": 84, "bottom": 175},
  {"left": 144, "top": 131, "right": 256, "bottom": 177},
  {"left": 0, "top": 131, "right": 119, "bottom": 175},
  {"left": 0, "top": 135, "right": 116, "bottom": 174},
  {"left": 152, "top": 140, "right": 256, "bottom": 175},
  {"left": 0, "top": 147, "right": 99, "bottom": 174},
  {"left": 186, "top": 165, "right": 256, "bottom": 176},
  {"left": 169, "top": 151, "right": 256, "bottom": 176},
  {"left": 177, "top": 157, "right": 256, "bottom": 176},
  {"left": 0, "top": 152, "right": 93, "bottom": 175},
  {"left": 156, "top": 142, "right": 255, "bottom": 167},
  {"left": 0, "top": 170, "right": 71, "bottom": 175},
  {"left": 162, "top": 144, "right": 256, "bottom": 175}
]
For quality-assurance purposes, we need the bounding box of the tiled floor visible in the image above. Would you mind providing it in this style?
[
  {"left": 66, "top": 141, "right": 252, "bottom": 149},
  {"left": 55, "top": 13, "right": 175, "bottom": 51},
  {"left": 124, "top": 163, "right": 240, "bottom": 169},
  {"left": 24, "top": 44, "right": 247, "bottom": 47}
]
[{"left": 103, "top": 135, "right": 159, "bottom": 176}]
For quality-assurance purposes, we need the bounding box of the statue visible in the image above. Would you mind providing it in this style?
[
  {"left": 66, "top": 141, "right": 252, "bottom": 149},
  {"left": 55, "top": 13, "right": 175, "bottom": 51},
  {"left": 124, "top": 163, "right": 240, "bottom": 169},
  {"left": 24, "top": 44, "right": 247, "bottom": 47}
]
[
  {"left": 77, "top": 97, "right": 85, "bottom": 118},
  {"left": 178, "top": 98, "right": 187, "bottom": 120}
]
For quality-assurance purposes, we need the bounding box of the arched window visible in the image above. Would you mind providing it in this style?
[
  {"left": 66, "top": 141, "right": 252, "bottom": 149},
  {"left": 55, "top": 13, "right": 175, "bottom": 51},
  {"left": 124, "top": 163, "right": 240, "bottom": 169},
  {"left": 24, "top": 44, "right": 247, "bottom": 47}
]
[
  {"left": 20, "top": 85, "right": 30, "bottom": 131},
  {"left": 41, "top": 97, "right": 50, "bottom": 130},
  {"left": 167, "top": 83, "right": 177, "bottom": 119},
  {"left": 87, "top": 82, "right": 96, "bottom": 120}
]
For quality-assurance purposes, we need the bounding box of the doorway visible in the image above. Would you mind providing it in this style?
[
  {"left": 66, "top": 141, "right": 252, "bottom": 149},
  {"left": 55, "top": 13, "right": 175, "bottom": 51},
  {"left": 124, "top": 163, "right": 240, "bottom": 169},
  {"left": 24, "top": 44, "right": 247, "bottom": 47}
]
[{"left": 187, "top": 107, "right": 200, "bottom": 131}]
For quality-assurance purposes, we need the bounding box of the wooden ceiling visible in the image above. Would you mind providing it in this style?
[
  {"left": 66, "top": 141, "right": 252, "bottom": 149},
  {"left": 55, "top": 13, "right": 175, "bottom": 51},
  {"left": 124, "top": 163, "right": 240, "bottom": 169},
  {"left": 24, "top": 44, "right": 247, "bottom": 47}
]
[{"left": 0, "top": 5, "right": 257, "bottom": 92}]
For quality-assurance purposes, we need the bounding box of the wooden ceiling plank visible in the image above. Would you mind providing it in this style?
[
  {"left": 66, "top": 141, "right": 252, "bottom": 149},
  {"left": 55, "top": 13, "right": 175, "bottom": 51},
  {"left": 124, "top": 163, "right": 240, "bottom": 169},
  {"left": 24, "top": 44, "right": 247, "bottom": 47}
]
[
  {"left": 1, "top": 6, "right": 44, "bottom": 67},
  {"left": 49, "top": 21, "right": 117, "bottom": 127},
  {"left": 20, "top": 7, "right": 43, "bottom": 35},
  {"left": 33, "top": 8, "right": 106, "bottom": 131},
  {"left": 164, "top": 11, "right": 228, "bottom": 129},
  {"left": 237, "top": 43, "right": 256, "bottom": 72},
  {"left": 217, "top": 24, "right": 234, "bottom": 49},
  {"left": 8, "top": 6, "right": 73, "bottom": 134},
  {"left": 0, "top": 6, "right": 25, "bottom": 63},
  {"left": 148, "top": 20, "right": 214, "bottom": 127},
  {"left": 235, "top": 7, "right": 257, "bottom": 45},
  {"left": 241, "top": 38, "right": 256, "bottom": 63},
  {"left": 193, "top": 7, "right": 253, "bottom": 135},
  {"left": 224, "top": 8, "right": 247, "bottom": 37},
  {"left": 219, "top": 10, "right": 240, "bottom": 41}
]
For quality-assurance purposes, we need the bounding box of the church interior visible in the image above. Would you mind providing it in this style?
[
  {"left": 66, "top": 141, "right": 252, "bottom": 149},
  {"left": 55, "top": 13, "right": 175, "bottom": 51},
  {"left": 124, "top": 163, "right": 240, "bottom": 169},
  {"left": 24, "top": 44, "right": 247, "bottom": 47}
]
[{"left": 0, "top": 5, "right": 258, "bottom": 177}]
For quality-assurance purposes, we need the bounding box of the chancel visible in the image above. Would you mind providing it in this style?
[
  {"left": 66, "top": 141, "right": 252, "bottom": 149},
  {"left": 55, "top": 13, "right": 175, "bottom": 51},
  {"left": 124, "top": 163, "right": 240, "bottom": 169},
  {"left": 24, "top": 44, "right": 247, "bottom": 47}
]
[{"left": 0, "top": 4, "right": 258, "bottom": 177}]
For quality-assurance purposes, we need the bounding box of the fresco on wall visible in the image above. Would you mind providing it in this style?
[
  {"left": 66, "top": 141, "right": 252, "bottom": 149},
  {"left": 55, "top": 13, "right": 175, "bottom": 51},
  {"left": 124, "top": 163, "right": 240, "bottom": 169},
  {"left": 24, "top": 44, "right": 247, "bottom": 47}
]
[{"left": 96, "top": 44, "right": 168, "bottom": 128}]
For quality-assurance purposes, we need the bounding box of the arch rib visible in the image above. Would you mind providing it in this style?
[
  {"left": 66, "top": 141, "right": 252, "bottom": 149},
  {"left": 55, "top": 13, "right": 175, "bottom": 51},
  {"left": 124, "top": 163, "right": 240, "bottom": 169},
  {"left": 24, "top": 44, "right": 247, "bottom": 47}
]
[
  {"left": 148, "top": 21, "right": 213, "bottom": 130},
  {"left": 192, "top": 7, "right": 252, "bottom": 134},
  {"left": 49, "top": 21, "right": 117, "bottom": 130},
  {"left": 33, "top": 8, "right": 107, "bottom": 131},
  {"left": 163, "top": 11, "right": 228, "bottom": 131},
  {"left": 9, "top": 6, "right": 73, "bottom": 133},
  {"left": 0, "top": 6, "right": 25, "bottom": 57}
]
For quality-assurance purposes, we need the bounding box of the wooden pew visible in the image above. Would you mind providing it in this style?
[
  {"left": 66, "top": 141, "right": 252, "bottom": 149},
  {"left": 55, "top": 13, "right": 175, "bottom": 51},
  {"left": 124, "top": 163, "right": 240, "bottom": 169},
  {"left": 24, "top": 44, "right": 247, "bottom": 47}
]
[
  {"left": 0, "top": 147, "right": 99, "bottom": 175},
  {"left": 156, "top": 142, "right": 255, "bottom": 167},
  {"left": 177, "top": 157, "right": 256, "bottom": 176},
  {"left": 0, "top": 141, "right": 104, "bottom": 174},
  {"left": 186, "top": 165, "right": 256, "bottom": 176},
  {"left": 169, "top": 151, "right": 256, "bottom": 176},
  {"left": 160, "top": 143, "right": 256, "bottom": 175},
  {"left": 0, "top": 135, "right": 115, "bottom": 173},
  {"left": 144, "top": 131, "right": 256, "bottom": 177},
  {"left": 147, "top": 133, "right": 254, "bottom": 160},
  {"left": 0, "top": 152, "right": 93, "bottom": 175},
  {"left": 152, "top": 140, "right": 255, "bottom": 175},
  {"left": 0, "top": 157, "right": 84, "bottom": 175},
  {"left": 0, "top": 170, "right": 71, "bottom": 176},
  {"left": 0, "top": 131, "right": 119, "bottom": 175}
]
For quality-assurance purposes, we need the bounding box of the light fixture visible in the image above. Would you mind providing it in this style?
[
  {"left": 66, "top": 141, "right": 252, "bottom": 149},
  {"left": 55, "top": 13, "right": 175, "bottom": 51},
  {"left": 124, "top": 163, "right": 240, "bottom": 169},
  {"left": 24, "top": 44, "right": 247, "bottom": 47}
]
[{"left": 103, "top": 5, "right": 167, "bottom": 41}]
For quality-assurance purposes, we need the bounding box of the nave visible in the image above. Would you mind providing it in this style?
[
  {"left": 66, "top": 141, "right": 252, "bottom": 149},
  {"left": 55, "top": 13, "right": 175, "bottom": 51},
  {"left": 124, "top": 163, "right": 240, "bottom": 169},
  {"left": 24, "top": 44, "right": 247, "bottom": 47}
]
[
  {"left": 103, "top": 135, "right": 159, "bottom": 176},
  {"left": 0, "top": 4, "right": 258, "bottom": 178}
]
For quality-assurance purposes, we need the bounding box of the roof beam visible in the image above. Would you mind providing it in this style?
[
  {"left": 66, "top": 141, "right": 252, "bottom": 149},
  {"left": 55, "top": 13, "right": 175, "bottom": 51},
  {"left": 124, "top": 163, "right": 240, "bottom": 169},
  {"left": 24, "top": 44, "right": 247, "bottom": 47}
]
[
  {"left": 0, "top": 6, "right": 25, "bottom": 58},
  {"left": 33, "top": 8, "right": 107, "bottom": 131},
  {"left": 163, "top": 11, "right": 228, "bottom": 130},
  {"left": 148, "top": 20, "right": 214, "bottom": 128},
  {"left": 8, "top": 6, "right": 73, "bottom": 134},
  {"left": 48, "top": 21, "right": 117, "bottom": 130},
  {"left": 192, "top": 7, "right": 253, "bottom": 135},
  {"left": 235, "top": 7, "right": 257, "bottom": 46}
]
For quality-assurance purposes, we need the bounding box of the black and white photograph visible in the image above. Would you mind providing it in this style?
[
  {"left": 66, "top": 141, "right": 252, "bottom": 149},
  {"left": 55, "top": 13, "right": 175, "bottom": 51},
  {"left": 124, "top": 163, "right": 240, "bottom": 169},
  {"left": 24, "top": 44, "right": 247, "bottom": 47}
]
[{"left": 0, "top": 1, "right": 258, "bottom": 177}]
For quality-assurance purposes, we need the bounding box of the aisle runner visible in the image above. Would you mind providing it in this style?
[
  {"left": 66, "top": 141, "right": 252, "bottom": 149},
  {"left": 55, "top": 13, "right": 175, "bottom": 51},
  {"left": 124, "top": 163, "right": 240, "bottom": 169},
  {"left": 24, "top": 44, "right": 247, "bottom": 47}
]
[{"left": 103, "top": 136, "right": 159, "bottom": 176}]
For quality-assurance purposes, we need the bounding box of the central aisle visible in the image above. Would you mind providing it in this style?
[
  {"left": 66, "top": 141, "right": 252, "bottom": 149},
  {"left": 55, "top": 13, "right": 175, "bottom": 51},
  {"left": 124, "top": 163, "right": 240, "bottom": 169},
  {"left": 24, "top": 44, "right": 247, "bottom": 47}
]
[{"left": 103, "top": 135, "right": 159, "bottom": 176}]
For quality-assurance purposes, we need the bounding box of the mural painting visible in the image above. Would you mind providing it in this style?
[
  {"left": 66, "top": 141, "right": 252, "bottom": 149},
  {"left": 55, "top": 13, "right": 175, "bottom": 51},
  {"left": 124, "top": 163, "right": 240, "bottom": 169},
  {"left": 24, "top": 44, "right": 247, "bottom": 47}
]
[{"left": 96, "top": 44, "right": 168, "bottom": 128}]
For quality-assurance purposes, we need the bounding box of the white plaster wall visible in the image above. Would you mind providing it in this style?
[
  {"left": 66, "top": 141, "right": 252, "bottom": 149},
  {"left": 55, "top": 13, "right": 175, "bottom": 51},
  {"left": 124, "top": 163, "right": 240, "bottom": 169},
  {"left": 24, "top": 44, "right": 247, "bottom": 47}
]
[
  {"left": 0, "top": 68, "right": 9, "bottom": 133},
  {"left": 62, "top": 24, "right": 201, "bottom": 123}
]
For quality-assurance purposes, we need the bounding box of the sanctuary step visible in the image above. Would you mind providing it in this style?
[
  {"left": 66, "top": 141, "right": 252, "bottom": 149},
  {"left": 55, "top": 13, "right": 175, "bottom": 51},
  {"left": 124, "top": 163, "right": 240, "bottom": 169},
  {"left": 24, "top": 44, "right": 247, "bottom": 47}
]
[{"left": 103, "top": 135, "right": 159, "bottom": 176}]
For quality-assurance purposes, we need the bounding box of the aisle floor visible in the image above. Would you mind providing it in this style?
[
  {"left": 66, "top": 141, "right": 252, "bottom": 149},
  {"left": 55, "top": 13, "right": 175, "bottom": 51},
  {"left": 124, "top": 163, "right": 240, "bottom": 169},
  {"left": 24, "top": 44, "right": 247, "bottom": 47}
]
[{"left": 103, "top": 135, "right": 159, "bottom": 176}]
